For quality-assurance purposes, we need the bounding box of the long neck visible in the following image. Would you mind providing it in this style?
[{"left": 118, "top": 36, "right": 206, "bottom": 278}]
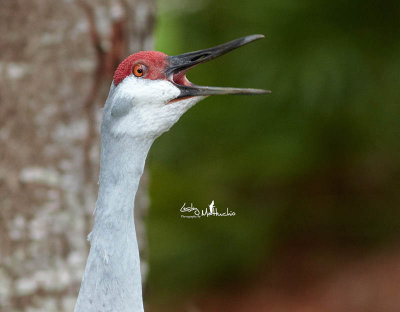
[{"left": 75, "top": 133, "right": 153, "bottom": 312}]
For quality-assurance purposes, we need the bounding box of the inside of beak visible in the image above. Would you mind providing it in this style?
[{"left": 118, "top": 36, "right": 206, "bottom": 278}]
[{"left": 171, "top": 70, "right": 192, "bottom": 87}]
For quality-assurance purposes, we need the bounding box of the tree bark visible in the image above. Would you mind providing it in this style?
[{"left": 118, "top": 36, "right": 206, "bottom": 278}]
[{"left": 0, "top": 1, "right": 155, "bottom": 310}]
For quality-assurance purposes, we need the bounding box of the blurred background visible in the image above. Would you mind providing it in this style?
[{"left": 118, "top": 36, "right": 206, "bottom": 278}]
[{"left": 1, "top": 0, "right": 400, "bottom": 311}]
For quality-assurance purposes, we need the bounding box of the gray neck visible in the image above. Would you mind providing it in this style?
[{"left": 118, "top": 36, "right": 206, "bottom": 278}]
[{"left": 74, "top": 132, "right": 153, "bottom": 312}]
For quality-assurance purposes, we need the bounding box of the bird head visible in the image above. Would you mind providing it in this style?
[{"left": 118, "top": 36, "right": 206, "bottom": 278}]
[{"left": 104, "top": 34, "right": 270, "bottom": 139}]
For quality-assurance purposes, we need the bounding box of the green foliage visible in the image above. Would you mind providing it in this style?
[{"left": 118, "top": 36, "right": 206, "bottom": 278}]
[{"left": 148, "top": 0, "right": 400, "bottom": 298}]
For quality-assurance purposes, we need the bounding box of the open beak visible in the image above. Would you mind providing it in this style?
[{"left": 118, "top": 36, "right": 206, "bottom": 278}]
[{"left": 166, "top": 34, "right": 271, "bottom": 100}]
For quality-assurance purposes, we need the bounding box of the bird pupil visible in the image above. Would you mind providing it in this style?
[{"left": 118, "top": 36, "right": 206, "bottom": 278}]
[{"left": 137, "top": 68, "right": 143, "bottom": 73}]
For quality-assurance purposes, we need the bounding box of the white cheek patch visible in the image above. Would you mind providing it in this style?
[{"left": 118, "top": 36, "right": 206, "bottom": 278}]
[
  {"left": 122, "top": 76, "right": 180, "bottom": 106},
  {"left": 105, "top": 76, "right": 203, "bottom": 139}
]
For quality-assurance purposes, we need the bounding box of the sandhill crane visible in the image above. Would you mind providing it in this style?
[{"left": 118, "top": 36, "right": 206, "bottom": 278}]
[{"left": 74, "top": 34, "right": 269, "bottom": 312}]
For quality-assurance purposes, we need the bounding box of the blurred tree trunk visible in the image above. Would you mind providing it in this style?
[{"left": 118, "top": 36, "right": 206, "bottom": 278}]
[{"left": 0, "top": 0, "right": 155, "bottom": 311}]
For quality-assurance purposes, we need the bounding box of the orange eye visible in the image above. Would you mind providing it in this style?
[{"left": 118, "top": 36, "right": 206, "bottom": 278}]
[{"left": 132, "top": 64, "right": 147, "bottom": 77}]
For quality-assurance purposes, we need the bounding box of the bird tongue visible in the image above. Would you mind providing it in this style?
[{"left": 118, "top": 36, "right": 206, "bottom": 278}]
[{"left": 166, "top": 34, "right": 270, "bottom": 99}]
